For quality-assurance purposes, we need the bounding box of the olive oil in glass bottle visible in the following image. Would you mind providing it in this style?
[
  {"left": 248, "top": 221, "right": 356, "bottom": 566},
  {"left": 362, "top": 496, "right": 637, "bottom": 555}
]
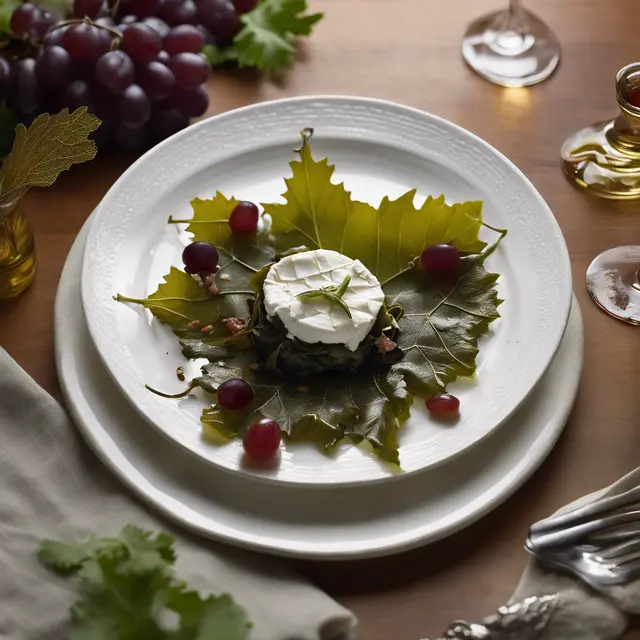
[{"left": 0, "top": 193, "right": 35, "bottom": 301}]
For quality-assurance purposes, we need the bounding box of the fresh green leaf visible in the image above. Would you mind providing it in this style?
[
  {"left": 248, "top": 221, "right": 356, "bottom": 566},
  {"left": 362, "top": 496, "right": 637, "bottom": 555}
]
[
  {"left": 233, "top": 0, "right": 323, "bottom": 71},
  {"left": 0, "top": 0, "right": 20, "bottom": 34},
  {"left": 387, "top": 249, "right": 503, "bottom": 398},
  {"left": 203, "top": 44, "right": 238, "bottom": 66},
  {"left": 262, "top": 131, "right": 486, "bottom": 284},
  {"left": 0, "top": 107, "right": 100, "bottom": 201},
  {"left": 39, "top": 526, "right": 251, "bottom": 640},
  {"left": 0, "top": 101, "right": 18, "bottom": 160}
]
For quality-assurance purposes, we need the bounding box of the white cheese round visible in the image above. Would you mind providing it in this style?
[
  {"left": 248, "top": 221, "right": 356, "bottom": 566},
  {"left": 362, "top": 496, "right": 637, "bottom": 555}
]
[{"left": 263, "top": 249, "right": 384, "bottom": 351}]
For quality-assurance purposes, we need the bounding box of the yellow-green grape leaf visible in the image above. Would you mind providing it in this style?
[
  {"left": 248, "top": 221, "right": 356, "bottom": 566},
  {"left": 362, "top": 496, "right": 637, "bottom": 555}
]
[
  {"left": 114, "top": 267, "right": 255, "bottom": 344},
  {"left": 386, "top": 253, "right": 503, "bottom": 398},
  {"left": 263, "top": 131, "right": 487, "bottom": 285},
  {"left": 0, "top": 107, "right": 100, "bottom": 197}
]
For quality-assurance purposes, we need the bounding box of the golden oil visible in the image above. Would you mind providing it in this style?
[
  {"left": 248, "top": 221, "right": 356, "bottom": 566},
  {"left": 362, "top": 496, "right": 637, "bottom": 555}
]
[{"left": 0, "top": 194, "right": 35, "bottom": 301}]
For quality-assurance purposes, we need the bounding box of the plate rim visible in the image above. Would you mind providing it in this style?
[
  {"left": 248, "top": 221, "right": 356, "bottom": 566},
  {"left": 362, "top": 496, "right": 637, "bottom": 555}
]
[
  {"left": 59, "top": 218, "right": 584, "bottom": 559},
  {"left": 79, "top": 95, "right": 574, "bottom": 486}
]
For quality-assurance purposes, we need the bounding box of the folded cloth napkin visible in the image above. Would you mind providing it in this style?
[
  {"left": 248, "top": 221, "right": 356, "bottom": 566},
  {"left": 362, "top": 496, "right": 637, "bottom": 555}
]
[
  {"left": 508, "top": 471, "right": 640, "bottom": 640},
  {"left": 0, "top": 348, "right": 356, "bottom": 640}
]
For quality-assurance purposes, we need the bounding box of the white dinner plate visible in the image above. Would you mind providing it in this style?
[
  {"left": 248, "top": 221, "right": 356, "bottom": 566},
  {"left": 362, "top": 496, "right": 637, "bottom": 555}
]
[
  {"left": 59, "top": 220, "right": 583, "bottom": 559},
  {"left": 80, "top": 96, "right": 573, "bottom": 485}
]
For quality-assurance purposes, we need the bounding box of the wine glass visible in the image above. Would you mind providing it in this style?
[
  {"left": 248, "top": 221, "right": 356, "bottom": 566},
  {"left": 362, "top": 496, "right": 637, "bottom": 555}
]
[
  {"left": 462, "top": 0, "right": 560, "bottom": 88},
  {"left": 586, "top": 246, "right": 640, "bottom": 325}
]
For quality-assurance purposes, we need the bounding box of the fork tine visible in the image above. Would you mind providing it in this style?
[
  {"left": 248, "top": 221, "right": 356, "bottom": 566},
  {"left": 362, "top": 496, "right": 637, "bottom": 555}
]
[
  {"left": 595, "top": 538, "right": 640, "bottom": 561},
  {"left": 590, "top": 523, "right": 640, "bottom": 544},
  {"left": 529, "top": 510, "right": 640, "bottom": 550},
  {"left": 530, "top": 485, "right": 640, "bottom": 536}
]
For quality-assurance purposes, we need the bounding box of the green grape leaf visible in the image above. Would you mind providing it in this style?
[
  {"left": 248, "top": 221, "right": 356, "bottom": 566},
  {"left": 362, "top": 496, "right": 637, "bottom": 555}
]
[
  {"left": 0, "top": 107, "right": 100, "bottom": 202},
  {"left": 386, "top": 245, "right": 503, "bottom": 398},
  {"left": 0, "top": 0, "right": 20, "bottom": 34},
  {"left": 262, "top": 130, "right": 486, "bottom": 284},
  {"left": 203, "top": 44, "right": 238, "bottom": 66},
  {"left": 233, "top": 0, "right": 323, "bottom": 71}
]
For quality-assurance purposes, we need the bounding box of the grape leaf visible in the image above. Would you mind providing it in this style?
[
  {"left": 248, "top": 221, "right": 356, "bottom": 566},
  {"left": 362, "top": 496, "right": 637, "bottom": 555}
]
[
  {"left": 0, "top": 0, "right": 20, "bottom": 34},
  {"left": 233, "top": 0, "right": 323, "bottom": 71},
  {"left": 386, "top": 245, "right": 503, "bottom": 398},
  {"left": 40, "top": 526, "right": 251, "bottom": 640},
  {"left": 262, "top": 131, "right": 486, "bottom": 284},
  {"left": 0, "top": 107, "right": 100, "bottom": 202}
]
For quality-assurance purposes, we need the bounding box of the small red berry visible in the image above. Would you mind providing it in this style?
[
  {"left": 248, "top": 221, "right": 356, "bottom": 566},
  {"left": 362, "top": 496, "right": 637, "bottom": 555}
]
[
  {"left": 426, "top": 393, "right": 460, "bottom": 415},
  {"left": 420, "top": 244, "right": 460, "bottom": 275},
  {"left": 229, "top": 201, "right": 259, "bottom": 235},
  {"left": 243, "top": 417, "right": 281, "bottom": 460},
  {"left": 217, "top": 378, "right": 253, "bottom": 410}
]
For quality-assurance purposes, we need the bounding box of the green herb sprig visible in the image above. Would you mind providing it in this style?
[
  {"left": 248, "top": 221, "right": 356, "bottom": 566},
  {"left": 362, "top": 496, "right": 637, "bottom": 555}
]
[{"left": 297, "top": 274, "right": 352, "bottom": 318}]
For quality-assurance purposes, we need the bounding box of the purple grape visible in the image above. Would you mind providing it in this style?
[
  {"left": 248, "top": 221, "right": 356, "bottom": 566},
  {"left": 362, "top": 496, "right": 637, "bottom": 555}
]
[
  {"left": 195, "top": 0, "right": 241, "bottom": 46},
  {"left": 119, "top": 14, "right": 138, "bottom": 25},
  {"left": 122, "top": 23, "right": 161, "bottom": 62},
  {"left": 10, "top": 3, "right": 41, "bottom": 36},
  {"left": 155, "top": 50, "right": 170, "bottom": 64},
  {"left": 0, "top": 58, "right": 13, "bottom": 97},
  {"left": 196, "top": 24, "right": 214, "bottom": 45},
  {"left": 14, "top": 58, "right": 43, "bottom": 114},
  {"left": 29, "top": 10, "right": 58, "bottom": 40},
  {"left": 149, "top": 105, "right": 188, "bottom": 139},
  {"left": 95, "top": 50, "right": 135, "bottom": 94},
  {"left": 63, "top": 24, "right": 110, "bottom": 61},
  {"left": 168, "top": 52, "right": 210, "bottom": 89},
  {"left": 163, "top": 25, "right": 204, "bottom": 55},
  {"left": 128, "top": 0, "right": 160, "bottom": 17},
  {"left": 168, "top": 85, "right": 208, "bottom": 117},
  {"left": 43, "top": 25, "right": 67, "bottom": 47},
  {"left": 217, "top": 378, "right": 253, "bottom": 409},
  {"left": 142, "top": 16, "right": 170, "bottom": 38},
  {"left": 136, "top": 61, "right": 175, "bottom": 101},
  {"left": 35, "top": 45, "right": 72, "bottom": 90},
  {"left": 91, "top": 84, "right": 119, "bottom": 122},
  {"left": 118, "top": 83, "right": 151, "bottom": 127},
  {"left": 113, "top": 121, "right": 149, "bottom": 149},
  {"left": 94, "top": 16, "right": 118, "bottom": 29},
  {"left": 61, "top": 79, "right": 92, "bottom": 111},
  {"left": 73, "top": 0, "right": 103, "bottom": 19},
  {"left": 158, "top": 0, "right": 197, "bottom": 26},
  {"left": 233, "top": 0, "right": 257, "bottom": 13},
  {"left": 182, "top": 241, "right": 219, "bottom": 274}
]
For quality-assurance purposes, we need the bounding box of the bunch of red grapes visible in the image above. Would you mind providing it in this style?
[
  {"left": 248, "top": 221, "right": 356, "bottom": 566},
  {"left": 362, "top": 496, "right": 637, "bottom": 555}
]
[{"left": 1, "top": 0, "right": 257, "bottom": 148}]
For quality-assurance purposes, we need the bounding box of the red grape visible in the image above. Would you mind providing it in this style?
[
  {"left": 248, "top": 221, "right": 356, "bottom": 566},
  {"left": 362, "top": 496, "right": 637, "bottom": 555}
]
[
  {"left": 425, "top": 393, "right": 460, "bottom": 416},
  {"left": 61, "top": 79, "right": 92, "bottom": 111},
  {"left": 243, "top": 418, "right": 281, "bottom": 460},
  {"left": 168, "top": 85, "right": 208, "bottom": 117},
  {"left": 43, "top": 25, "right": 67, "bottom": 47},
  {"left": 10, "top": 3, "right": 41, "bottom": 36},
  {"left": 94, "top": 16, "right": 118, "bottom": 29},
  {"left": 35, "top": 45, "right": 72, "bottom": 90},
  {"left": 63, "top": 23, "right": 110, "bottom": 61},
  {"left": 137, "top": 60, "right": 175, "bottom": 101},
  {"left": 149, "top": 106, "right": 189, "bottom": 139},
  {"left": 95, "top": 50, "right": 135, "bottom": 94},
  {"left": 73, "top": 0, "right": 103, "bottom": 18},
  {"left": 14, "top": 58, "right": 43, "bottom": 115},
  {"left": 118, "top": 84, "right": 151, "bottom": 127},
  {"left": 168, "top": 52, "right": 210, "bottom": 89},
  {"left": 113, "top": 121, "right": 149, "bottom": 149},
  {"left": 155, "top": 49, "right": 171, "bottom": 64},
  {"left": 217, "top": 378, "right": 254, "bottom": 409},
  {"left": 195, "top": 0, "right": 241, "bottom": 45},
  {"left": 234, "top": 0, "right": 258, "bottom": 13},
  {"left": 163, "top": 25, "right": 204, "bottom": 55},
  {"left": 420, "top": 244, "right": 460, "bottom": 275},
  {"left": 182, "top": 241, "right": 219, "bottom": 274},
  {"left": 159, "top": 0, "right": 197, "bottom": 25},
  {"left": 128, "top": 0, "right": 160, "bottom": 17},
  {"left": 30, "top": 10, "right": 58, "bottom": 39},
  {"left": 119, "top": 14, "right": 138, "bottom": 25},
  {"left": 229, "top": 201, "right": 259, "bottom": 235},
  {"left": 122, "top": 23, "right": 162, "bottom": 62},
  {"left": 142, "top": 16, "right": 170, "bottom": 37}
]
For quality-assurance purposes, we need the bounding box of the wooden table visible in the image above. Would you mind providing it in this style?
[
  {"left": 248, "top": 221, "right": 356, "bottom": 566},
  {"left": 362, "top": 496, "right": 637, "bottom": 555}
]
[{"left": 1, "top": 0, "right": 640, "bottom": 637}]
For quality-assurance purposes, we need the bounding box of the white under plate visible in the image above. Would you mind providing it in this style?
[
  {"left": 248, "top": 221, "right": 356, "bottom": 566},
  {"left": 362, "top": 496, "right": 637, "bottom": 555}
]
[
  {"left": 59, "top": 221, "right": 583, "bottom": 560},
  {"left": 80, "top": 96, "right": 573, "bottom": 485}
]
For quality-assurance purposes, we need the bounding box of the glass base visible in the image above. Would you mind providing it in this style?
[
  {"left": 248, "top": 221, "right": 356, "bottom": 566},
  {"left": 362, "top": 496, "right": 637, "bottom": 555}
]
[
  {"left": 561, "top": 120, "right": 640, "bottom": 199},
  {"left": 462, "top": 8, "right": 560, "bottom": 88},
  {"left": 586, "top": 246, "right": 640, "bottom": 325},
  {"left": 0, "top": 252, "right": 36, "bottom": 301}
]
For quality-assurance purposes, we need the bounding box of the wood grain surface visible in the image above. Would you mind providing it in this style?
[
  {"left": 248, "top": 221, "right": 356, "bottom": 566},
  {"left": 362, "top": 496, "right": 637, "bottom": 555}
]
[{"left": 1, "top": 0, "right": 639, "bottom": 637}]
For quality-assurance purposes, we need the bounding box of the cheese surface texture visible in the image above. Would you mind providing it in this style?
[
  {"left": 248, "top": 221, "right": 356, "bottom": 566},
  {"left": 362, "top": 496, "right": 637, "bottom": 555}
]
[{"left": 263, "top": 249, "right": 385, "bottom": 351}]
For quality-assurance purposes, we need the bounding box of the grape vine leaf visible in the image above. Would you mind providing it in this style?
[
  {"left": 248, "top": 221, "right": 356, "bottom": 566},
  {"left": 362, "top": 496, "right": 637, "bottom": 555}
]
[
  {"left": 233, "top": 0, "right": 324, "bottom": 71},
  {"left": 0, "top": 107, "right": 100, "bottom": 203},
  {"left": 39, "top": 526, "right": 251, "bottom": 640},
  {"left": 262, "top": 131, "right": 487, "bottom": 284}
]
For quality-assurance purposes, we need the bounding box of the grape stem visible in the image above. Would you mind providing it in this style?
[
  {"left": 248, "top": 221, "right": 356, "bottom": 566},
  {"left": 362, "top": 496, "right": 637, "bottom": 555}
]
[
  {"left": 145, "top": 382, "right": 199, "bottom": 398},
  {"left": 46, "top": 16, "right": 123, "bottom": 41}
]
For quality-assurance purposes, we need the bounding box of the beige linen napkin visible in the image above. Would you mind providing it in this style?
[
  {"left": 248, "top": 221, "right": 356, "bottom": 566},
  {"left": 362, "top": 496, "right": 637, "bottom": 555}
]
[{"left": 0, "top": 347, "right": 356, "bottom": 640}]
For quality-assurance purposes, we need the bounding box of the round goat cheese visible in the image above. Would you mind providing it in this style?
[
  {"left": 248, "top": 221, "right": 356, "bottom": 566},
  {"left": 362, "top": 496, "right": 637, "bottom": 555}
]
[{"left": 263, "top": 249, "right": 385, "bottom": 351}]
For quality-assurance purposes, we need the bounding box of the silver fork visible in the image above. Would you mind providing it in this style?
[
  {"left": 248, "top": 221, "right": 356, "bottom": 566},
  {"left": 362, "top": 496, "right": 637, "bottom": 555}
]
[{"left": 526, "top": 484, "right": 640, "bottom": 589}]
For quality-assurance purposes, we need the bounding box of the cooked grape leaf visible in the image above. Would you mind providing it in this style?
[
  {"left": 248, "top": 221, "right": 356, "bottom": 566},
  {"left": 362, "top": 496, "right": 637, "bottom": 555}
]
[
  {"left": 0, "top": 107, "right": 100, "bottom": 204},
  {"left": 262, "top": 130, "right": 486, "bottom": 284},
  {"left": 233, "top": 0, "right": 323, "bottom": 71},
  {"left": 40, "top": 526, "right": 250, "bottom": 640}
]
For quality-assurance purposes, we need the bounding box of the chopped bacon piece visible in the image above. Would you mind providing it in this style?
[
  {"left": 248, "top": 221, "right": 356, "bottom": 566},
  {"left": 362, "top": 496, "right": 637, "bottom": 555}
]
[
  {"left": 376, "top": 335, "right": 397, "bottom": 354},
  {"left": 224, "top": 317, "right": 246, "bottom": 335}
]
